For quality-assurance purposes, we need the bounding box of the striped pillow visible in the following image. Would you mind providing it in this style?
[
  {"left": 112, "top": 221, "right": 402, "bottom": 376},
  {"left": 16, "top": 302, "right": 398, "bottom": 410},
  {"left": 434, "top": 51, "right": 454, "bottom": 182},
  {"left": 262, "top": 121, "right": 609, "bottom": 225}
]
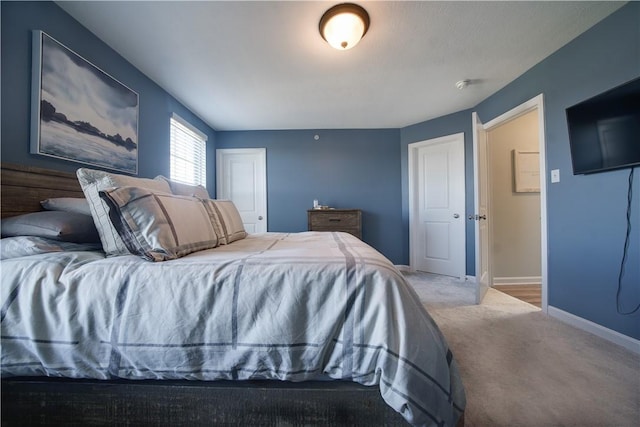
[
  {"left": 99, "top": 186, "right": 219, "bottom": 262},
  {"left": 204, "top": 200, "right": 247, "bottom": 245},
  {"left": 76, "top": 168, "right": 171, "bottom": 256}
]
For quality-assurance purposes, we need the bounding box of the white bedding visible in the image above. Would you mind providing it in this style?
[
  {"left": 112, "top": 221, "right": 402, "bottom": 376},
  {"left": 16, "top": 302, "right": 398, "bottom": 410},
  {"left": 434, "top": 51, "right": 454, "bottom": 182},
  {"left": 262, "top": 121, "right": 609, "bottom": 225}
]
[{"left": 1, "top": 231, "right": 465, "bottom": 426}]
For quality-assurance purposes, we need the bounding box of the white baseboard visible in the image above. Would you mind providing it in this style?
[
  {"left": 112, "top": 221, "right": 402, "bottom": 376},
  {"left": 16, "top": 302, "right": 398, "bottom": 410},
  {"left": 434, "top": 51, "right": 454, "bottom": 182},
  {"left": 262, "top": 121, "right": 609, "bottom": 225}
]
[
  {"left": 548, "top": 306, "right": 640, "bottom": 355},
  {"left": 493, "top": 276, "right": 541, "bottom": 286}
]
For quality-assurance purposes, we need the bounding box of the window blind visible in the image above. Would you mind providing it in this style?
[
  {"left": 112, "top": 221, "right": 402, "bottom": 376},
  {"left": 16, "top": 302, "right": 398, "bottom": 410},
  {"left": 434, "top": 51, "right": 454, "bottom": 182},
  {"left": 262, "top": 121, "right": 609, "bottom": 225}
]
[{"left": 170, "top": 114, "right": 207, "bottom": 187}]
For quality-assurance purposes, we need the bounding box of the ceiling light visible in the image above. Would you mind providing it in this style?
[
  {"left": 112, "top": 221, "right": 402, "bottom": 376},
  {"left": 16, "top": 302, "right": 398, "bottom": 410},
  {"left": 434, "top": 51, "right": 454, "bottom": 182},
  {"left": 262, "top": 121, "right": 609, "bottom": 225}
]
[{"left": 319, "top": 3, "right": 370, "bottom": 50}]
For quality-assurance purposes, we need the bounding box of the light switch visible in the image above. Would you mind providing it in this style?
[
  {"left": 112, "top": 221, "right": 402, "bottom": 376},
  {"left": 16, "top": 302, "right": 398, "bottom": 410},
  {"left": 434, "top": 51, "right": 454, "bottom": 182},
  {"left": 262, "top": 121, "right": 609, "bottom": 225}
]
[{"left": 551, "top": 169, "right": 560, "bottom": 183}]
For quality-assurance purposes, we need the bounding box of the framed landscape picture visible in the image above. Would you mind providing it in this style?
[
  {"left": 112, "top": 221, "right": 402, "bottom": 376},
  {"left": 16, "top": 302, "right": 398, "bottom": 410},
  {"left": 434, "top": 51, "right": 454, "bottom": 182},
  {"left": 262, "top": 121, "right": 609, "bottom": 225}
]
[
  {"left": 513, "top": 150, "right": 540, "bottom": 193},
  {"left": 30, "top": 31, "right": 139, "bottom": 174}
]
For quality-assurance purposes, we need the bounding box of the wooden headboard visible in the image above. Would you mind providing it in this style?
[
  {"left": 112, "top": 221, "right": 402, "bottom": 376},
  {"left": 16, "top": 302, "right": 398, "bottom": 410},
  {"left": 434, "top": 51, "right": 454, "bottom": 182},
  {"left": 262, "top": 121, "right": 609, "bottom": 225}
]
[{"left": 1, "top": 163, "right": 84, "bottom": 218}]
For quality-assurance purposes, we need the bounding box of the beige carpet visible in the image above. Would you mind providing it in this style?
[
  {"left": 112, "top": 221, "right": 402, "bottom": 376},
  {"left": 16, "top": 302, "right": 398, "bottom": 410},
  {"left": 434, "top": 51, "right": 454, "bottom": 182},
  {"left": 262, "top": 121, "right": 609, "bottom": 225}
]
[{"left": 403, "top": 271, "right": 640, "bottom": 427}]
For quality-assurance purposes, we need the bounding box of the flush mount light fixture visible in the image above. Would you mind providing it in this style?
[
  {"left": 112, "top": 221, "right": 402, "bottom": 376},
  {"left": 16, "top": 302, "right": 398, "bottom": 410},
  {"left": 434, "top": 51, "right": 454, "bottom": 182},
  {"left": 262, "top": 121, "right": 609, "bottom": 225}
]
[{"left": 319, "top": 3, "right": 370, "bottom": 50}]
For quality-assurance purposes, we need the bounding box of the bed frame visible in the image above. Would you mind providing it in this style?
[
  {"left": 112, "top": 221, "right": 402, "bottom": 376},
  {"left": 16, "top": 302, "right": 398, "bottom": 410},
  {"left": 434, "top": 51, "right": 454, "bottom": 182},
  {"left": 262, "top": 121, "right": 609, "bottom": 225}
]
[{"left": 0, "top": 162, "right": 463, "bottom": 426}]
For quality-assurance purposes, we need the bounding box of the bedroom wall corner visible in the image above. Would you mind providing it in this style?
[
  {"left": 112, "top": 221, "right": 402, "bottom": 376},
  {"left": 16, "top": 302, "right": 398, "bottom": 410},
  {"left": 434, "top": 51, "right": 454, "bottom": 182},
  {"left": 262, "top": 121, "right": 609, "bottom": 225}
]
[
  {"left": 399, "top": 109, "right": 475, "bottom": 275},
  {"left": 216, "top": 129, "right": 404, "bottom": 264},
  {"left": 473, "top": 2, "right": 640, "bottom": 339},
  {"left": 0, "top": 1, "right": 217, "bottom": 184}
]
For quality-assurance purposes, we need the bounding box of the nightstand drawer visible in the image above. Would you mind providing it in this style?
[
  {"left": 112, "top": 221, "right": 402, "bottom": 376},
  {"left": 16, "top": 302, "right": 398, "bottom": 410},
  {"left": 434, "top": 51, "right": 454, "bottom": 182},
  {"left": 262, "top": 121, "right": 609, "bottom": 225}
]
[
  {"left": 309, "top": 212, "right": 359, "bottom": 228},
  {"left": 307, "top": 209, "right": 362, "bottom": 239}
]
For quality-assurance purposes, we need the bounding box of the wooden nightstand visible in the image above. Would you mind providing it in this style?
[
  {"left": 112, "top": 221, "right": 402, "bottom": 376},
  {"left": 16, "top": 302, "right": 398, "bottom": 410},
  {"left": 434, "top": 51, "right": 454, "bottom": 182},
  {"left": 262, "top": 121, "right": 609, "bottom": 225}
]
[{"left": 307, "top": 209, "right": 362, "bottom": 239}]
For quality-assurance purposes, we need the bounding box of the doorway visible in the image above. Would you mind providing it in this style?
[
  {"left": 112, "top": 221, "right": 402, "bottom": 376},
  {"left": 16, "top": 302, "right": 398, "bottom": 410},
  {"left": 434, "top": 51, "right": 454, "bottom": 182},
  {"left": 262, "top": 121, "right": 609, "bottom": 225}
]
[
  {"left": 472, "top": 95, "right": 548, "bottom": 311},
  {"left": 408, "top": 133, "right": 466, "bottom": 278}
]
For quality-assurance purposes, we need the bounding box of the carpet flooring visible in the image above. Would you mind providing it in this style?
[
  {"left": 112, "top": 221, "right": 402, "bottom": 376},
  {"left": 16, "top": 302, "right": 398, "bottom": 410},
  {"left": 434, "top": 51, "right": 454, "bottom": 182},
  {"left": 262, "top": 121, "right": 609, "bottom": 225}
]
[{"left": 402, "top": 271, "right": 640, "bottom": 427}]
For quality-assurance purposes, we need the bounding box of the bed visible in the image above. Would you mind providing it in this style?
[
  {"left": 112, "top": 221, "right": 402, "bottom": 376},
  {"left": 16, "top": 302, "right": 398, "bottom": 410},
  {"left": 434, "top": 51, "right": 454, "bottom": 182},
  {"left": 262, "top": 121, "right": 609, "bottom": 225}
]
[{"left": 0, "top": 163, "right": 465, "bottom": 426}]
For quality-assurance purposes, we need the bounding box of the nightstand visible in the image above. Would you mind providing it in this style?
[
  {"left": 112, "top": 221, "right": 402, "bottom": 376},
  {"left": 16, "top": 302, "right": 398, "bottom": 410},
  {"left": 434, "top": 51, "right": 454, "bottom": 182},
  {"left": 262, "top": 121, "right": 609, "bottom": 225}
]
[{"left": 307, "top": 209, "right": 362, "bottom": 239}]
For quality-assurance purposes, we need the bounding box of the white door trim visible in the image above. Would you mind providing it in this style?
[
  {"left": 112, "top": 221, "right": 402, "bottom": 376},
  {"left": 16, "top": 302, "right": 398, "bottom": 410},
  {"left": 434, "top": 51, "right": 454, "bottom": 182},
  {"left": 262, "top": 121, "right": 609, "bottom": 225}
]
[
  {"left": 473, "top": 94, "right": 548, "bottom": 312},
  {"left": 408, "top": 132, "right": 466, "bottom": 278}
]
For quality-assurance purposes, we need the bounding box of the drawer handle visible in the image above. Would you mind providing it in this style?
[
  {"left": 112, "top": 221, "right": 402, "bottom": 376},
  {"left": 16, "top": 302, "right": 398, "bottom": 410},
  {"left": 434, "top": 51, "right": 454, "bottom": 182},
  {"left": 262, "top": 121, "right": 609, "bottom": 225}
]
[{"left": 329, "top": 219, "right": 341, "bottom": 222}]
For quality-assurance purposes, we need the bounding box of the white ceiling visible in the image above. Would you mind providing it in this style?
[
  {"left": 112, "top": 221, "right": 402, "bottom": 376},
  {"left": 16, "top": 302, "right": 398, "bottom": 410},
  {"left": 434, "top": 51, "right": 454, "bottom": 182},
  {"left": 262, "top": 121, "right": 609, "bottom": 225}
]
[{"left": 56, "top": 1, "right": 625, "bottom": 131}]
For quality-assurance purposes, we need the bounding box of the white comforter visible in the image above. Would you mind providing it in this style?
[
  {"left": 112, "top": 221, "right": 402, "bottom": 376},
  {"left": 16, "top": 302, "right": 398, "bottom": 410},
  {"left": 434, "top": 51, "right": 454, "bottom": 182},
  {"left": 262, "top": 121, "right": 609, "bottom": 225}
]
[{"left": 1, "top": 231, "right": 465, "bottom": 426}]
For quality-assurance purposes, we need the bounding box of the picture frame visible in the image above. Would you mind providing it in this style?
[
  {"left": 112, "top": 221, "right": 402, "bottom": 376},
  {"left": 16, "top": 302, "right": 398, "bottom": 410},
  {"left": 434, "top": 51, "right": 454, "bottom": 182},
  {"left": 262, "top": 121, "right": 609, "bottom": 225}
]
[
  {"left": 513, "top": 150, "right": 540, "bottom": 193},
  {"left": 30, "top": 31, "right": 139, "bottom": 175}
]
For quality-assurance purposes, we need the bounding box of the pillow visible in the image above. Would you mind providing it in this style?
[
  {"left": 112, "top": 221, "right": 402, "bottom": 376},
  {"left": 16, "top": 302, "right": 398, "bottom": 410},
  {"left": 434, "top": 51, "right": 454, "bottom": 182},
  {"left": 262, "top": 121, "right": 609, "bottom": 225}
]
[
  {"left": 99, "top": 186, "right": 219, "bottom": 262},
  {"left": 204, "top": 199, "right": 247, "bottom": 245},
  {"left": 0, "top": 236, "right": 102, "bottom": 260},
  {"left": 76, "top": 168, "right": 172, "bottom": 256},
  {"left": 155, "top": 175, "right": 210, "bottom": 199},
  {"left": 41, "top": 197, "right": 92, "bottom": 216},
  {"left": 0, "top": 211, "right": 100, "bottom": 243}
]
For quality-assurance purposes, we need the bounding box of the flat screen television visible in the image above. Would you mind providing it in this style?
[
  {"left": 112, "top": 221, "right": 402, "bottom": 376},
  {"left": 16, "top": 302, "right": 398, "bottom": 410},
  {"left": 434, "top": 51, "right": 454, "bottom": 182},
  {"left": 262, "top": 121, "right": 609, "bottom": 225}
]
[{"left": 566, "top": 77, "right": 640, "bottom": 175}]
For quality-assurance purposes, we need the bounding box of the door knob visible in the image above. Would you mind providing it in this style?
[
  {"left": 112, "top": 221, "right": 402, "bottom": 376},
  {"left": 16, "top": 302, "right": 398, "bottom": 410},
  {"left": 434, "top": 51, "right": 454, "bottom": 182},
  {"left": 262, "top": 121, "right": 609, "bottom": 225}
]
[
  {"left": 258, "top": 216, "right": 263, "bottom": 220},
  {"left": 469, "top": 214, "right": 487, "bottom": 220},
  {"left": 453, "top": 213, "right": 460, "bottom": 218}
]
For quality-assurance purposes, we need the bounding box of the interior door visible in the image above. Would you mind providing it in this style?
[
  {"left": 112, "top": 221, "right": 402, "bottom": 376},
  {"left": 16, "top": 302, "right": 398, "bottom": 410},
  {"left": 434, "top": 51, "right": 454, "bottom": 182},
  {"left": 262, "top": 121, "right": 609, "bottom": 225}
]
[
  {"left": 473, "top": 113, "right": 490, "bottom": 303},
  {"left": 216, "top": 148, "right": 267, "bottom": 233},
  {"left": 410, "top": 134, "right": 465, "bottom": 278}
]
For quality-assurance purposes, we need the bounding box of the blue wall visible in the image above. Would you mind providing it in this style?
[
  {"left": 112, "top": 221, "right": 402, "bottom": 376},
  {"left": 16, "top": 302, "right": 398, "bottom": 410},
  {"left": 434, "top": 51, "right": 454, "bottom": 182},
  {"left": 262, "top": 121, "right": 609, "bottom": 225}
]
[
  {"left": 217, "top": 129, "right": 404, "bottom": 263},
  {"left": 400, "top": 109, "right": 475, "bottom": 275},
  {"left": 399, "top": 3, "right": 639, "bottom": 339},
  {"left": 475, "top": 3, "right": 640, "bottom": 339},
  {"left": 0, "top": 1, "right": 217, "bottom": 190}
]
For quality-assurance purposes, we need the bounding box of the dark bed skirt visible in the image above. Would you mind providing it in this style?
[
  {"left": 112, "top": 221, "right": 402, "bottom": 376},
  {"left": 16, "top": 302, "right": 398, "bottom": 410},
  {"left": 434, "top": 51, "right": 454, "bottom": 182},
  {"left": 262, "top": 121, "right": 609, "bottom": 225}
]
[{"left": 2, "top": 377, "right": 417, "bottom": 426}]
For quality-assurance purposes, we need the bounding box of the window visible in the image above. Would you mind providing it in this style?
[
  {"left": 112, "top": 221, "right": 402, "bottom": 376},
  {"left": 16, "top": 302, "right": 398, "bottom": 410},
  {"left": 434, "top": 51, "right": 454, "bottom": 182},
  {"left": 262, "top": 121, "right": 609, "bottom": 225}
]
[{"left": 170, "top": 113, "right": 207, "bottom": 187}]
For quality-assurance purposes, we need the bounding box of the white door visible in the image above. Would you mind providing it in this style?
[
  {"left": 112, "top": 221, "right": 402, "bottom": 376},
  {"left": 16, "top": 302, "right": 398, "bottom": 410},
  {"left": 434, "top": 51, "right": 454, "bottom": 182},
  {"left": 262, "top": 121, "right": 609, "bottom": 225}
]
[
  {"left": 409, "top": 133, "right": 465, "bottom": 278},
  {"left": 216, "top": 148, "right": 267, "bottom": 233},
  {"left": 473, "top": 113, "right": 490, "bottom": 303}
]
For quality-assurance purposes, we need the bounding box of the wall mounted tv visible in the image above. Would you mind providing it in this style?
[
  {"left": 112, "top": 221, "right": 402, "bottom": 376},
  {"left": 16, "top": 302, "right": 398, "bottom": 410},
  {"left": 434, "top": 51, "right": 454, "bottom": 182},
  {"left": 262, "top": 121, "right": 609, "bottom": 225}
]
[{"left": 566, "top": 77, "right": 640, "bottom": 175}]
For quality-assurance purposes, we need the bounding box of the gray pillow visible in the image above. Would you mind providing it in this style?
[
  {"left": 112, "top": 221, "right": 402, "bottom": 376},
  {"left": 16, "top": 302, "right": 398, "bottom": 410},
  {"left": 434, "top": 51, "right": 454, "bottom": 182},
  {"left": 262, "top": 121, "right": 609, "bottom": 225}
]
[
  {"left": 76, "top": 168, "right": 172, "bottom": 256},
  {"left": 99, "top": 186, "right": 219, "bottom": 262},
  {"left": 0, "top": 211, "right": 100, "bottom": 243},
  {"left": 155, "top": 175, "right": 210, "bottom": 199},
  {"left": 41, "top": 197, "right": 92, "bottom": 215}
]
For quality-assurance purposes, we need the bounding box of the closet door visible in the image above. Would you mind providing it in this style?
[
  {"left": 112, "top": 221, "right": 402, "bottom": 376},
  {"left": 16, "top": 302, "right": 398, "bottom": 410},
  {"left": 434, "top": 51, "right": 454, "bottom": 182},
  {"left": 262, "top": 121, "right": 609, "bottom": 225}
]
[{"left": 216, "top": 148, "right": 267, "bottom": 233}]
